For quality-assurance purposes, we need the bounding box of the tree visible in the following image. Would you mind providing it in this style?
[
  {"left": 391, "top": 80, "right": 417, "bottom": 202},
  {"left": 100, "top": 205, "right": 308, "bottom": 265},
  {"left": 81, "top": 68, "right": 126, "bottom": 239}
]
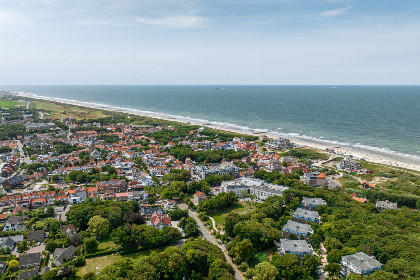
[
  {"left": 84, "top": 237, "right": 99, "bottom": 254},
  {"left": 367, "top": 270, "right": 398, "bottom": 280},
  {"left": 45, "top": 240, "right": 57, "bottom": 253},
  {"left": 17, "top": 240, "right": 28, "bottom": 253},
  {"left": 179, "top": 217, "right": 200, "bottom": 237},
  {"left": 82, "top": 272, "right": 97, "bottom": 280},
  {"left": 327, "top": 249, "right": 343, "bottom": 264},
  {"left": 347, "top": 273, "right": 365, "bottom": 280},
  {"left": 168, "top": 209, "right": 189, "bottom": 221},
  {"left": 302, "top": 254, "right": 321, "bottom": 279},
  {"left": 233, "top": 239, "right": 254, "bottom": 264},
  {"left": 325, "top": 263, "right": 341, "bottom": 278},
  {"left": 48, "top": 219, "right": 60, "bottom": 235},
  {"left": 224, "top": 213, "right": 242, "bottom": 237},
  {"left": 125, "top": 211, "right": 145, "bottom": 225},
  {"left": 271, "top": 253, "right": 302, "bottom": 280},
  {"left": 8, "top": 260, "right": 19, "bottom": 272},
  {"left": 253, "top": 262, "right": 278, "bottom": 280},
  {"left": 87, "top": 215, "right": 110, "bottom": 238},
  {"left": 324, "top": 237, "right": 343, "bottom": 251},
  {"left": 46, "top": 206, "right": 54, "bottom": 217}
]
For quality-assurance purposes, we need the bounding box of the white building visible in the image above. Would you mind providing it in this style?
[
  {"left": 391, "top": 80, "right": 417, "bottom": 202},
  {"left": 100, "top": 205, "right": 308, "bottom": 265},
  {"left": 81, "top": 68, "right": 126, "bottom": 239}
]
[
  {"left": 340, "top": 252, "right": 382, "bottom": 277},
  {"left": 192, "top": 164, "right": 241, "bottom": 180},
  {"left": 220, "top": 178, "right": 289, "bottom": 201}
]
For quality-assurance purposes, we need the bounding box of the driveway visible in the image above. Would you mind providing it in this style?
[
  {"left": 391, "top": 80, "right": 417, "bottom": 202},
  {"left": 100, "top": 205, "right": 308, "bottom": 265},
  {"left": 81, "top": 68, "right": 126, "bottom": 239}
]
[
  {"left": 27, "top": 243, "right": 46, "bottom": 254},
  {"left": 180, "top": 203, "right": 245, "bottom": 280}
]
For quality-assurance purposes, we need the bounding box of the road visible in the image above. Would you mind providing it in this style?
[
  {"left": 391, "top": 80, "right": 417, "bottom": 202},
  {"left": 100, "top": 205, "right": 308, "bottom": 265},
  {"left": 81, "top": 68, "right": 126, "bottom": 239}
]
[
  {"left": 16, "top": 140, "right": 32, "bottom": 164},
  {"left": 180, "top": 204, "right": 244, "bottom": 280},
  {"left": 58, "top": 204, "right": 70, "bottom": 222}
]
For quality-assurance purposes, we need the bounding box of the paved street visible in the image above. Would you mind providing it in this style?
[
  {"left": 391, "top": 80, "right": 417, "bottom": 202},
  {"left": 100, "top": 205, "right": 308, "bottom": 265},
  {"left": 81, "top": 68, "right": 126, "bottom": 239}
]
[
  {"left": 180, "top": 204, "right": 245, "bottom": 280},
  {"left": 16, "top": 140, "right": 31, "bottom": 164}
]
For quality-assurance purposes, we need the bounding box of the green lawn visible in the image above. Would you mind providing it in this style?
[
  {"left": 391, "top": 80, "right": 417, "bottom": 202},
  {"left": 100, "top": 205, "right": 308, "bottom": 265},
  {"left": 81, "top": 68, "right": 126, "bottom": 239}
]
[
  {"left": 35, "top": 220, "right": 46, "bottom": 230},
  {"left": 77, "top": 248, "right": 164, "bottom": 277},
  {"left": 209, "top": 202, "right": 249, "bottom": 228},
  {"left": 97, "top": 237, "right": 118, "bottom": 251},
  {"left": 0, "top": 100, "right": 24, "bottom": 109}
]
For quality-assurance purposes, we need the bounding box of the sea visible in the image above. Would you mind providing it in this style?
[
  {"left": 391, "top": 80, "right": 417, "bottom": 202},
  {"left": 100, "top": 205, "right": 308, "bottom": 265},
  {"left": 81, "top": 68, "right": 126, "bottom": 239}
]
[{"left": 1, "top": 85, "right": 419, "bottom": 165}]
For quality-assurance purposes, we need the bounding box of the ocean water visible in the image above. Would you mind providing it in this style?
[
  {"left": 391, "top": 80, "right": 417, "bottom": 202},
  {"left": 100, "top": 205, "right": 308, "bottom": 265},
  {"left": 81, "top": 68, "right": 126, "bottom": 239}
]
[{"left": 2, "top": 85, "right": 420, "bottom": 164}]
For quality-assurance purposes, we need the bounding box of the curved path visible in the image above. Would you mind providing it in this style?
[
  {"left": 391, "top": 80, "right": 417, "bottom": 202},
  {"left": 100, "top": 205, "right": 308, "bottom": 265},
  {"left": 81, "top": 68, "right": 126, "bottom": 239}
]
[{"left": 180, "top": 204, "right": 244, "bottom": 280}]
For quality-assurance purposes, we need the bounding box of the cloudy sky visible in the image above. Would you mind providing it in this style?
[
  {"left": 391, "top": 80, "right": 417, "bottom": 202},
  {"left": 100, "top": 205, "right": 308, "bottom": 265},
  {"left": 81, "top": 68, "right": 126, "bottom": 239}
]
[{"left": 0, "top": 0, "right": 419, "bottom": 85}]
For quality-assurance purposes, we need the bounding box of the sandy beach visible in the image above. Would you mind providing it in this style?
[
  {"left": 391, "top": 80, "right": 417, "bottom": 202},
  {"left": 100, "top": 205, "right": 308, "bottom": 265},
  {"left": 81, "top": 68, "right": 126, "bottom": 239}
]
[{"left": 14, "top": 91, "right": 420, "bottom": 172}]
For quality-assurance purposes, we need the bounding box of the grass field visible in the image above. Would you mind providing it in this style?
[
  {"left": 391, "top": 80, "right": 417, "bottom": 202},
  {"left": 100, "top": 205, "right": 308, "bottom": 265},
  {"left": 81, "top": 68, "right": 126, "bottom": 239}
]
[
  {"left": 209, "top": 202, "right": 249, "bottom": 228},
  {"left": 77, "top": 248, "right": 164, "bottom": 277},
  {"left": 33, "top": 100, "right": 112, "bottom": 120},
  {"left": 97, "top": 237, "right": 118, "bottom": 251},
  {"left": 34, "top": 220, "right": 46, "bottom": 230},
  {"left": 0, "top": 100, "right": 25, "bottom": 109}
]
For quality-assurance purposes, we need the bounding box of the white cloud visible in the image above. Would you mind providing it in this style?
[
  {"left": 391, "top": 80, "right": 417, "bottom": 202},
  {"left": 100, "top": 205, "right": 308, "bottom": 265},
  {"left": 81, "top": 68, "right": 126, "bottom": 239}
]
[
  {"left": 0, "top": 11, "right": 32, "bottom": 28},
  {"left": 319, "top": 6, "right": 351, "bottom": 17},
  {"left": 136, "top": 16, "right": 205, "bottom": 28}
]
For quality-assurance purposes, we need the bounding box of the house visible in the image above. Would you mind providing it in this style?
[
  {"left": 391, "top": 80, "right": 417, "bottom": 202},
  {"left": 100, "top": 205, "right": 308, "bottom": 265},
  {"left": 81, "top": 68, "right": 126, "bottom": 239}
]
[
  {"left": 292, "top": 208, "right": 321, "bottom": 224},
  {"left": 141, "top": 206, "right": 165, "bottom": 218},
  {"left": 281, "top": 220, "right": 314, "bottom": 241},
  {"left": 340, "top": 159, "right": 361, "bottom": 171},
  {"left": 115, "top": 192, "right": 129, "bottom": 202},
  {"left": 164, "top": 200, "right": 176, "bottom": 210},
  {"left": 103, "top": 189, "right": 115, "bottom": 201},
  {"left": 351, "top": 193, "right": 368, "bottom": 204},
  {"left": 27, "top": 230, "right": 46, "bottom": 243},
  {"left": 193, "top": 191, "right": 207, "bottom": 205},
  {"left": 265, "top": 137, "right": 293, "bottom": 150},
  {"left": 30, "top": 198, "right": 47, "bottom": 209},
  {"left": 0, "top": 235, "right": 24, "bottom": 251},
  {"left": 19, "top": 252, "right": 42, "bottom": 270},
  {"left": 340, "top": 252, "right": 382, "bottom": 277},
  {"left": 20, "top": 270, "right": 38, "bottom": 280},
  {"left": 3, "top": 216, "right": 26, "bottom": 231},
  {"left": 96, "top": 180, "right": 127, "bottom": 193},
  {"left": 2, "top": 175, "right": 26, "bottom": 188},
  {"left": 60, "top": 224, "right": 77, "bottom": 238},
  {"left": 362, "top": 181, "right": 376, "bottom": 189},
  {"left": 0, "top": 213, "right": 9, "bottom": 223},
  {"left": 277, "top": 239, "right": 313, "bottom": 260},
  {"left": 376, "top": 200, "right": 397, "bottom": 211},
  {"left": 301, "top": 197, "right": 327, "bottom": 211},
  {"left": 69, "top": 196, "right": 84, "bottom": 205},
  {"left": 147, "top": 212, "right": 172, "bottom": 230},
  {"left": 303, "top": 172, "right": 326, "bottom": 187},
  {"left": 52, "top": 245, "right": 77, "bottom": 267}
]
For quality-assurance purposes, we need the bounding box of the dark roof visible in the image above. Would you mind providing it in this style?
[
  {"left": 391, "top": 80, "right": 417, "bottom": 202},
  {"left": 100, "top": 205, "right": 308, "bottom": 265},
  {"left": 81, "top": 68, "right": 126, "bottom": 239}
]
[
  {"left": 20, "top": 269, "right": 38, "bottom": 280},
  {"left": 0, "top": 237, "right": 16, "bottom": 249},
  {"left": 19, "top": 253, "right": 42, "bottom": 268},
  {"left": 142, "top": 206, "right": 165, "bottom": 216},
  {"left": 52, "top": 245, "right": 77, "bottom": 266},
  {"left": 27, "top": 230, "right": 45, "bottom": 242},
  {"left": 5, "top": 215, "right": 24, "bottom": 225},
  {"left": 6, "top": 175, "right": 26, "bottom": 185}
]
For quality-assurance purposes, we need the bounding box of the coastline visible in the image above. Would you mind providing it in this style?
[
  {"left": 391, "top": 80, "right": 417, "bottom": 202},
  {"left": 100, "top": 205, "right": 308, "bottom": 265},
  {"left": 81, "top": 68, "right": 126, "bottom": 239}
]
[{"left": 13, "top": 91, "right": 420, "bottom": 172}]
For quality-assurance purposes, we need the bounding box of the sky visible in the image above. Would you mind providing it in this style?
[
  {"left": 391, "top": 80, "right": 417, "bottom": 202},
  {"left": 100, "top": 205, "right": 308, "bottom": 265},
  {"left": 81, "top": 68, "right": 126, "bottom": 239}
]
[{"left": 0, "top": 0, "right": 420, "bottom": 85}]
